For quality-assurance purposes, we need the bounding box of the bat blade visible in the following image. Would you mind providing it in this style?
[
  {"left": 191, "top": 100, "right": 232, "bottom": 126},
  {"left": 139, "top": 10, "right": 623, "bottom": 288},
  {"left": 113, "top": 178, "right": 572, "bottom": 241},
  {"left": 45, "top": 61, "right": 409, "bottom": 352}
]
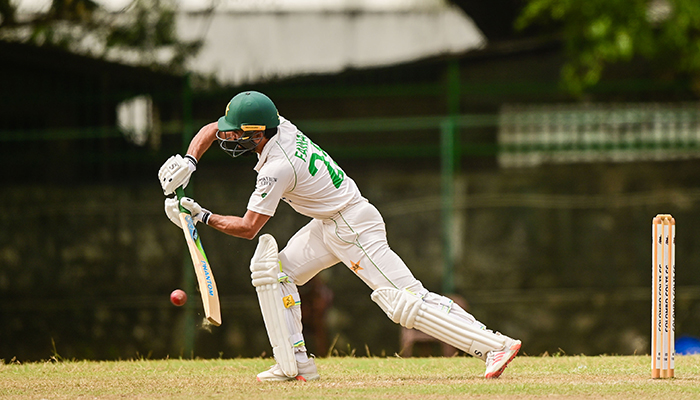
[{"left": 178, "top": 212, "right": 222, "bottom": 326}]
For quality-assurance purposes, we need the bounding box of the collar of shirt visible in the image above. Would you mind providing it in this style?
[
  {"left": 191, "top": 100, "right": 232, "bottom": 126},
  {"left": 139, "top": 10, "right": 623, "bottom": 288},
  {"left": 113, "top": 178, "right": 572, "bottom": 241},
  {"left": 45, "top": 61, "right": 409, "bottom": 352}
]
[{"left": 253, "top": 130, "right": 280, "bottom": 172}]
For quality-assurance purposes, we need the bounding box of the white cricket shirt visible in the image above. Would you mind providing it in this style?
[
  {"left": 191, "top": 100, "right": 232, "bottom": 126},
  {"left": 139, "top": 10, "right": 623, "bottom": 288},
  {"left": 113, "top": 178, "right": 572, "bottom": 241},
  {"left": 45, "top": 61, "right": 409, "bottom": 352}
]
[{"left": 248, "top": 116, "right": 364, "bottom": 219}]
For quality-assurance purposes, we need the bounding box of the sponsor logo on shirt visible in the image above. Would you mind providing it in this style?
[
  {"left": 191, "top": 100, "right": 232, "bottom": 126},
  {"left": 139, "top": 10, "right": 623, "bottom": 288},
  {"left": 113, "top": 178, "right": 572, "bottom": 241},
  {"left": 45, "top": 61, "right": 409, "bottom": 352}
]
[
  {"left": 257, "top": 176, "right": 277, "bottom": 198},
  {"left": 257, "top": 176, "right": 277, "bottom": 187}
]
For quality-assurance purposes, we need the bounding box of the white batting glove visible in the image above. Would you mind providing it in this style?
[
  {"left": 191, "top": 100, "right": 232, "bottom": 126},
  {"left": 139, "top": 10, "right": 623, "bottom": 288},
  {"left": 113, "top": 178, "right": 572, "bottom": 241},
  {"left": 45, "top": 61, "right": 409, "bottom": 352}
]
[
  {"left": 180, "top": 197, "right": 212, "bottom": 225},
  {"left": 164, "top": 197, "right": 182, "bottom": 228},
  {"left": 158, "top": 154, "right": 197, "bottom": 195}
]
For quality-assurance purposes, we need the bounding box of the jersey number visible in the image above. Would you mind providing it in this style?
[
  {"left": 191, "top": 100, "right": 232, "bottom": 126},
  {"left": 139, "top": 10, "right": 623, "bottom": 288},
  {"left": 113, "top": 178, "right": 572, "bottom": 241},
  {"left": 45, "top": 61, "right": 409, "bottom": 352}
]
[{"left": 308, "top": 147, "right": 345, "bottom": 188}]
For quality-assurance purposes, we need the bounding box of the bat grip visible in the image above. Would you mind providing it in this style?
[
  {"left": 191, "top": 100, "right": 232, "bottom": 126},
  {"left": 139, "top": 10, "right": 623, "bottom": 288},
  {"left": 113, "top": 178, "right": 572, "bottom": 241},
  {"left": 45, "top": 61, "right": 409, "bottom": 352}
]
[{"left": 175, "top": 187, "right": 190, "bottom": 214}]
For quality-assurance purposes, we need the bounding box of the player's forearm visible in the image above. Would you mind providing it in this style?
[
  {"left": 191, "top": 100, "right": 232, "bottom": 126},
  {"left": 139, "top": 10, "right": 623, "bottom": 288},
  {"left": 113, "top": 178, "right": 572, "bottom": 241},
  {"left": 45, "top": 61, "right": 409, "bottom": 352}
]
[
  {"left": 186, "top": 122, "right": 219, "bottom": 161},
  {"left": 206, "top": 212, "right": 270, "bottom": 240}
]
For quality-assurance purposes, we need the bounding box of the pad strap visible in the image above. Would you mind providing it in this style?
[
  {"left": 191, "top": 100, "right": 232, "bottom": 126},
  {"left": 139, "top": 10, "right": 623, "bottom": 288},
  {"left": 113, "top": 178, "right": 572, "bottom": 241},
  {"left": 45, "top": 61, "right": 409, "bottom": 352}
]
[{"left": 290, "top": 333, "right": 306, "bottom": 348}]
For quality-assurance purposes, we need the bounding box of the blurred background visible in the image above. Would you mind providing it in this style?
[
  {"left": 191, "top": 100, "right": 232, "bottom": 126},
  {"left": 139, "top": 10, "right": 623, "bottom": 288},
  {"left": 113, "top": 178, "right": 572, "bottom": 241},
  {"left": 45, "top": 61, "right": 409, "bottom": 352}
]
[{"left": 3, "top": 0, "right": 700, "bottom": 362}]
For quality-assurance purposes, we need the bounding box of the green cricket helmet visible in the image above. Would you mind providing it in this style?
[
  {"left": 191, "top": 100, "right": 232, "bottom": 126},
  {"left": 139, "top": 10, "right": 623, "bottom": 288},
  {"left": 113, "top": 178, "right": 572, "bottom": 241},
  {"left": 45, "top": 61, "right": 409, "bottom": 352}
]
[{"left": 216, "top": 91, "right": 280, "bottom": 157}]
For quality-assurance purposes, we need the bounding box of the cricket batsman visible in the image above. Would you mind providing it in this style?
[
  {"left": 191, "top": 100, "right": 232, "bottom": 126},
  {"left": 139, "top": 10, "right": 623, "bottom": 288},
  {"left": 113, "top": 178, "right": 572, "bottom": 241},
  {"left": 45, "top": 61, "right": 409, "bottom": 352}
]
[{"left": 158, "top": 91, "right": 521, "bottom": 382}]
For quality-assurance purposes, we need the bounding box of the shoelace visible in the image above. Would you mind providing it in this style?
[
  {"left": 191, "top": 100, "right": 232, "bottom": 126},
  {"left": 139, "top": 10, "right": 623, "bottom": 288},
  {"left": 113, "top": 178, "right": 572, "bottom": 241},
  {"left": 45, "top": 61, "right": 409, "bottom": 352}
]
[
  {"left": 486, "top": 350, "right": 506, "bottom": 367},
  {"left": 486, "top": 351, "right": 495, "bottom": 365}
]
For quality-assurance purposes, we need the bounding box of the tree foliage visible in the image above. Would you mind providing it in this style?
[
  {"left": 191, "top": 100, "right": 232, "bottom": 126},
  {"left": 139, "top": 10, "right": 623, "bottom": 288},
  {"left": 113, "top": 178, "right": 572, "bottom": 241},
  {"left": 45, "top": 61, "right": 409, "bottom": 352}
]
[
  {"left": 0, "top": 0, "right": 201, "bottom": 74},
  {"left": 516, "top": 0, "right": 700, "bottom": 95}
]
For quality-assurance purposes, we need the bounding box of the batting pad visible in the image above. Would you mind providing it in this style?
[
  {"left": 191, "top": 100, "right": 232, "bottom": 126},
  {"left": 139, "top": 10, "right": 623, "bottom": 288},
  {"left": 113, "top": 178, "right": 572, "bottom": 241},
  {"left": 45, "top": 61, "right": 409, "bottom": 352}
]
[
  {"left": 250, "top": 234, "right": 298, "bottom": 377},
  {"left": 371, "top": 287, "right": 506, "bottom": 360}
]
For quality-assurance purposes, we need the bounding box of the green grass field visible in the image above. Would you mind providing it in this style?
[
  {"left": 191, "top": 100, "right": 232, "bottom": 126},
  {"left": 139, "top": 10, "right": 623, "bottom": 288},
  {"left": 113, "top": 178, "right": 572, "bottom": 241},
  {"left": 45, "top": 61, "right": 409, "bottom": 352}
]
[{"left": 2, "top": 355, "right": 699, "bottom": 399}]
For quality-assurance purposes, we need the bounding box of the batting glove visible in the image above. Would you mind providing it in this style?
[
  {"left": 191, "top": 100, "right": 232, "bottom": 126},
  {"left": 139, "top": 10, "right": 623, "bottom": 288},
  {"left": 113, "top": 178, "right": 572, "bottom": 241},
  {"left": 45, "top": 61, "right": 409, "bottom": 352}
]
[
  {"left": 158, "top": 154, "right": 197, "bottom": 195},
  {"left": 180, "top": 197, "right": 212, "bottom": 225},
  {"left": 164, "top": 197, "right": 182, "bottom": 228}
]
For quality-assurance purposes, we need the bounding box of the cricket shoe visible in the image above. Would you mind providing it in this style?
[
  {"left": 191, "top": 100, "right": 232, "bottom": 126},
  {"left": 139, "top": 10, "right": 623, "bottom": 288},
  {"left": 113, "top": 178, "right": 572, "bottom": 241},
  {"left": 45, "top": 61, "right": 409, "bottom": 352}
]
[
  {"left": 484, "top": 336, "right": 521, "bottom": 379},
  {"left": 256, "top": 358, "right": 320, "bottom": 382}
]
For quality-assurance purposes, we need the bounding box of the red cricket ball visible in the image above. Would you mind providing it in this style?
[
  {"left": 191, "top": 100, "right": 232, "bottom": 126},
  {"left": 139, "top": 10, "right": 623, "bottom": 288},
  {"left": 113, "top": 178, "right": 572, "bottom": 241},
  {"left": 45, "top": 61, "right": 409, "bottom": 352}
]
[{"left": 170, "top": 289, "right": 187, "bottom": 306}]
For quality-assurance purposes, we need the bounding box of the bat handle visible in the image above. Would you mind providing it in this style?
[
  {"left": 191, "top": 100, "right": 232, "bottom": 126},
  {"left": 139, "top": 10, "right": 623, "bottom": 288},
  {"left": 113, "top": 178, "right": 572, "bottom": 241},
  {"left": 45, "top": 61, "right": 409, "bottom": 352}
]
[{"left": 175, "top": 187, "right": 190, "bottom": 214}]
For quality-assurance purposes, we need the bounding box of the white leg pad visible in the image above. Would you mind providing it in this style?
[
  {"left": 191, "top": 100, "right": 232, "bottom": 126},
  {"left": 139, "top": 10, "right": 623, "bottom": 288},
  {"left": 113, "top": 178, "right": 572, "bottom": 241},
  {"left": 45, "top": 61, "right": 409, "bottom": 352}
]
[
  {"left": 371, "top": 287, "right": 506, "bottom": 360},
  {"left": 250, "top": 234, "right": 298, "bottom": 377}
]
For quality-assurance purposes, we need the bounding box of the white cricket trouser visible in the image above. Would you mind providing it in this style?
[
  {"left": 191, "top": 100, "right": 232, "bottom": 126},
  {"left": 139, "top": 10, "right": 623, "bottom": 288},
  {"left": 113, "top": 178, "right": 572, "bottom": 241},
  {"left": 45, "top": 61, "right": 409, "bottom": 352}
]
[{"left": 277, "top": 199, "right": 485, "bottom": 355}]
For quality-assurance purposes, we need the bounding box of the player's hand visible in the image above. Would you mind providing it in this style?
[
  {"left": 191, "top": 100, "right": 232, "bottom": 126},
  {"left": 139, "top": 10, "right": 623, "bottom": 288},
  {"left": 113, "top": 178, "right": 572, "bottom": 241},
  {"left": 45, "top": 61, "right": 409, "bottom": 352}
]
[
  {"left": 180, "top": 197, "right": 212, "bottom": 225},
  {"left": 158, "top": 154, "right": 197, "bottom": 195},
  {"left": 164, "top": 197, "right": 183, "bottom": 228}
]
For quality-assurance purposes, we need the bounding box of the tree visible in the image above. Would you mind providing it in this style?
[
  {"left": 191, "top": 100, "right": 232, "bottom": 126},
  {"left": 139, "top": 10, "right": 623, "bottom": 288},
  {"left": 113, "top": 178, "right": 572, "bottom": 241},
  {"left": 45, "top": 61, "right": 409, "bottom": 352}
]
[
  {"left": 516, "top": 0, "right": 700, "bottom": 95},
  {"left": 0, "top": 0, "right": 201, "bottom": 74}
]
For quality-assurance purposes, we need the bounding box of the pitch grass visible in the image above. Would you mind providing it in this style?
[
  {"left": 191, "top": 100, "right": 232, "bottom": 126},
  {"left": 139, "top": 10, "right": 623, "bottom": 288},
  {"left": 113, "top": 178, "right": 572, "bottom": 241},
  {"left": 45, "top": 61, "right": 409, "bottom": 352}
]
[{"left": 2, "top": 355, "right": 700, "bottom": 399}]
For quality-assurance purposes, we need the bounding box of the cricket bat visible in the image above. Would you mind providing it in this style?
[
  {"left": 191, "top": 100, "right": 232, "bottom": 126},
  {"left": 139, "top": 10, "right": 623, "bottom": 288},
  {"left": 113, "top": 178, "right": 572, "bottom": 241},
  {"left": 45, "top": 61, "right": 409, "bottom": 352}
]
[{"left": 176, "top": 187, "right": 222, "bottom": 326}]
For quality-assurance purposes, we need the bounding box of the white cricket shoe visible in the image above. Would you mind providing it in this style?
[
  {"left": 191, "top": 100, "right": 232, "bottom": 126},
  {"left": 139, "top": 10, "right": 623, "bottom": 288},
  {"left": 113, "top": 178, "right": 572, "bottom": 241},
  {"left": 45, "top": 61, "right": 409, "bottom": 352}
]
[
  {"left": 256, "top": 358, "right": 320, "bottom": 382},
  {"left": 484, "top": 336, "right": 521, "bottom": 379}
]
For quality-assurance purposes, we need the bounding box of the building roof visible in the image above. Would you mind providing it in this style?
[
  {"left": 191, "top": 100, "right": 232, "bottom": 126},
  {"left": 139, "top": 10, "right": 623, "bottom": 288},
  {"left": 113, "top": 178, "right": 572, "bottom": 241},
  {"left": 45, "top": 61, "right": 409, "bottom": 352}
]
[{"left": 177, "top": 6, "right": 485, "bottom": 85}]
